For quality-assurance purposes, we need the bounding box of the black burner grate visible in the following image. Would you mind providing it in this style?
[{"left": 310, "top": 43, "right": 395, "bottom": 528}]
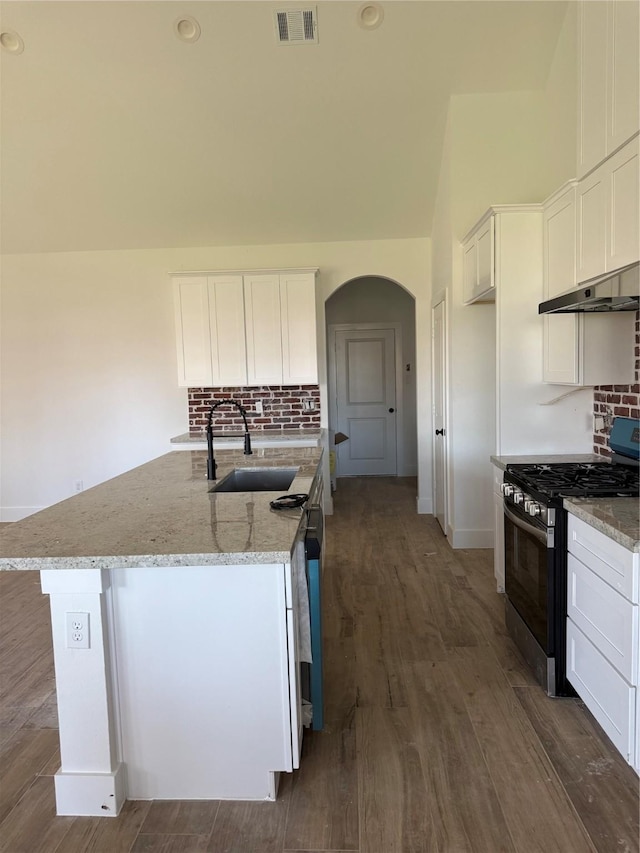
[{"left": 506, "top": 462, "right": 639, "bottom": 498}]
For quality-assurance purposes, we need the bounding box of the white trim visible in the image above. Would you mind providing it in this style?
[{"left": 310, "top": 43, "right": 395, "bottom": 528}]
[
  {"left": 169, "top": 267, "right": 318, "bottom": 277},
  {"left": 416, "top": 496, "right": 432, "bottom": 514},
  {"left": 1, "top": 506, "right": 46, "bottom": 522},
  {"left": 328, "top": 322, "right": 404, "bottom": 478},
  {"left": 54, "top": 765, "right": 126, "bottom": 817},
  {"left": 461, "top": 204, "right": 544, "bottom": 244},
  {"left": 431, "top": 295, "right": 449, "bottom": 535},
  {"left": 447, "top": 526, "right": 494, "bottom": 550}
]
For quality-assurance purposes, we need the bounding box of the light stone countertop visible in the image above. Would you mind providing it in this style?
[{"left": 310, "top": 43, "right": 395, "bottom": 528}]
[
  {"left": 0, "top": 447, "right": 323, "bottom": 571},
  {"left": 564, "top": 497, "right": 640, "bottom": 552},
  {"left": 490, "top": 453, "right": 601, "bottom": 472}
]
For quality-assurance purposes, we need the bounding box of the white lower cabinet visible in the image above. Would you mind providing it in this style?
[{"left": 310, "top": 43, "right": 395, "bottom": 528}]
[
  {"left": 566, "top": 620, "right": 636, "bottom": 761},
  {"left": 566, "top": 513, "right": 639, "bottom": 771},
  {"left": 111, "top": 561, "right": 303, "bottom": 799}
]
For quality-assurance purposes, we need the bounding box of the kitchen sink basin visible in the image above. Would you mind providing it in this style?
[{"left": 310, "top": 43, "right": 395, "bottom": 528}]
[{"left": 208, "top": 467, "right": 298, "bottom": 493}]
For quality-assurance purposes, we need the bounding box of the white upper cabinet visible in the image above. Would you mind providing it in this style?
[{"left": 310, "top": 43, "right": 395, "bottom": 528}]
[
  {"left": 543, "top": 181, "right": 635, "bottom": 386},
  {"left": 279, "top": 272, "right": 319, "bottom": 385},
  {"left": 173, "top": 269, "right": 318, "bottom": 388},
  {"left": 173, "top": 275, "right": 247, "bottom": 387},
  {"left": 542, "top": 183, "right": 580, "bottom": 384},
  {"left": 577, "top": 135, "right": 640, "bottom": 282},
  {"left": 578, "top": 0, "right": 639, "bottom": 178},
  {"left": 209, "top": 276, "right": 248, "bottom": 386},
  {"left": 244, "top": 274, "right": 284, "bottom": 386},
  {"left": 244, "top": 271, "right": 318, "bottom": 385},
  {"left": 462, "top": 213, "right": 495, "bottom": 304}
]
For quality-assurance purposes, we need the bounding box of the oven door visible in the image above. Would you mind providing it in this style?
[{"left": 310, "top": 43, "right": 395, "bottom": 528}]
[{"left": 503, "top": 501, "right": 555, "bottom": 655}]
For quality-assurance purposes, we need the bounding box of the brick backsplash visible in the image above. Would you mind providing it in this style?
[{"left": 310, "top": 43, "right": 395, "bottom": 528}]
[
  {"left": 188, "top": 385, "right": 321, "bottom": 435},
  {"left": 592, "top": 311, "right": 640, "bottom": 457}
]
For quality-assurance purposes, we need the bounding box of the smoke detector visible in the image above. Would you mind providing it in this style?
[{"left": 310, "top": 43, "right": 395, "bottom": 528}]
[
  {"left": 357, "top": 3, "right": 384, "bottom": 31},
  {"left": 274, "top": 7, "right": 318, "bottom": 45}
]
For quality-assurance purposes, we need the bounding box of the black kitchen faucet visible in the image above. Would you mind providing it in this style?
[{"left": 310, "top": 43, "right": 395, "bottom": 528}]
[{"left": 206, "top": 399, "right": 252, "bottom": 480}]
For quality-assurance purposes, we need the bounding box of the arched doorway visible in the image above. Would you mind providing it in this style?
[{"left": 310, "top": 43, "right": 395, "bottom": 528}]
[{"left": 326, "top": 276, "right": 417, "bottom": 483}]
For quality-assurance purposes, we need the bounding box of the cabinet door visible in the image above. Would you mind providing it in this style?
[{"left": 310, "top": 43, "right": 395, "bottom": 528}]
[
  {"left": 578, "top": 0, "right": 608, "bottom": 177},
  {"left": 244, "top": 274, "right": 283, "bottom": 385},
  {"left": 608, "top": 137, "right": 640, "bottom": 270},
  {"left": 462, "top": 239, "right": 477, "bottom": 304},
  {"left": 173, "top": 277, "right": 213, "bottom": 387},
  {"left": 476, "top": 218, "right": 494, "bottom": 298},
  {"left": 279, "top": 272, "right": 318, "bottom": 384},
  {"left": 608, "top": 0, "right": 640, "bottom": 156},
  {"left": 543, "top": 186, "right": 580, "bottom": 384},
  {"left": 208, "top": 276, "right": 247, "bottom": 386},
  {"left": 577, "top": 167, "right": 607, "bottom": 282},
  {"left": 567, "top": 619, "right": 635, "bottom": 763}
]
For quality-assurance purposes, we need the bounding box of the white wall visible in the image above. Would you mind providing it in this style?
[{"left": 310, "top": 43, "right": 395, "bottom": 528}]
[
  {"left": 325, "top": 276, "right": 417, "bottom": 477},
  {"left": 0, "top": 237, "right": 430, "bottom": 520}
]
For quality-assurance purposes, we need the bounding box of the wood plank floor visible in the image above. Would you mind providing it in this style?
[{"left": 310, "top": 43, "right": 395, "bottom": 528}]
[{"left": 0, "top": 478, "right": 638, "bottom": 852}]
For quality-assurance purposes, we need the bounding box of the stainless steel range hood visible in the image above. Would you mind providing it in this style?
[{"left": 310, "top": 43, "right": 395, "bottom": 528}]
[{"left": 538, "top": 261, "right": 640, "bottom": 314}]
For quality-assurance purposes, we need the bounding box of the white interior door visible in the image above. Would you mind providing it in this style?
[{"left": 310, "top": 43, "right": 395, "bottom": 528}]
[
  {"left": 334, "top": 328, "right": 397, "bottom": 476},
  {"left": 432, "top": 300, "right": 447, "bottom": 534}
]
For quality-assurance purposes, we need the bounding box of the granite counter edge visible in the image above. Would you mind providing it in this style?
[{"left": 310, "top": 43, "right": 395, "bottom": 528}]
[{"left": 1, "top": 549, "right": 295, "bottom": 571}]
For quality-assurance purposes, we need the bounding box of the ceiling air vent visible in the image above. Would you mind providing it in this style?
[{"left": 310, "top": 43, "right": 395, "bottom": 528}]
[{"left": 275, "top": 7, "right": 318, "bottom": 45}]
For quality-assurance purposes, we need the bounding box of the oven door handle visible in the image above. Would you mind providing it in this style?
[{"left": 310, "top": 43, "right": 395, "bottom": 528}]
[{"left": 504, "top": 503, "right": 554, "bottom": 549}]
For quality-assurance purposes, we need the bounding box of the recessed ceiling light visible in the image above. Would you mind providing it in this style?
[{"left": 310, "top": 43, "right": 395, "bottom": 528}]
[
  {"left": 173, "top": 16, "right": 201, "bottom": 43},
  {"left": 0, "top": 30, "right": 24, "bottom": 54},
  {"left": 357, "top": 3, "right": 384, "bottom": 31}
]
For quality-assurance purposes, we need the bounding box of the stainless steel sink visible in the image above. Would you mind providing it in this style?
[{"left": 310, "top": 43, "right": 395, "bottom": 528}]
[{"left": 208, "top": 467, "right": 298, "bottom": 493}]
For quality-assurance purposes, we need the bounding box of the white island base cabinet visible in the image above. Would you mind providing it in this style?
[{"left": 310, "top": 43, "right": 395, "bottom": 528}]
[{"left": 41, "top": 561, "right": 304, "bottom": 814}]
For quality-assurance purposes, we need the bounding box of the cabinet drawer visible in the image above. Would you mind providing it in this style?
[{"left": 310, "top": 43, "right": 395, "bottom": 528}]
[
  {"left": 567, "top": 553, "right": 638, "bottom": 683},
  {"left": 567, "top": 620, "right": 635, "bottom": 762},
  {"left": 567, "top": 514, "right": 638, "bottom": 603}
]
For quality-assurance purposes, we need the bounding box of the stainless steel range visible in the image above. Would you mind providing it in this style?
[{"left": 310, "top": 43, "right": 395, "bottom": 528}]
[{"left": 501, "top": 417, "right": 639, "bottom": 697}]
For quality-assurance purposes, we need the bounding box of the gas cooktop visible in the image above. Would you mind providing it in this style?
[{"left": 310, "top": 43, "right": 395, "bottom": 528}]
[{"left": 506, "top": 461, "right": 639, "bottom": 499}]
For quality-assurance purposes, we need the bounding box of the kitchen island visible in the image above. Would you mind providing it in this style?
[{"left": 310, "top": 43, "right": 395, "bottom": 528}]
[{"left": 0, "top": 447, "right": 323, "bottom": 816}]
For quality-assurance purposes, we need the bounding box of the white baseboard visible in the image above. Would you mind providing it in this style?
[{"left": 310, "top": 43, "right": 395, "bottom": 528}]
[
  {"left": 54, "top": 764, "right": 126, "bottom": 817},
  {"left": 416, "top": 497, "right": 433, "bottom": 514},
  {"left": 448, "top": 527, "right": 494, "bottom": 549},
  {"left": 1, "top": 506, "right": 44, "bottom": 522}
]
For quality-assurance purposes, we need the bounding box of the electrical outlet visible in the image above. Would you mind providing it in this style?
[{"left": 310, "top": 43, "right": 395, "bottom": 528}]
[
  {"left": 303, "top": 398, "right": 315, "bottom": 412},
  {"left": 66, "top": 612, "right": 90, "bottom": 649},
  {"left": 74, "top": 479, "right": 84, "bottom": 493},
  {"left": 255, "top": 400, "right": 263, "bottom": 414}
]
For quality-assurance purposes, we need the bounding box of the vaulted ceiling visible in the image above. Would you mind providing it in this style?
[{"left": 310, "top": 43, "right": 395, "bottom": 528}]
[{"left": 0, "top": 1, "right": 569, "bottom": 255}]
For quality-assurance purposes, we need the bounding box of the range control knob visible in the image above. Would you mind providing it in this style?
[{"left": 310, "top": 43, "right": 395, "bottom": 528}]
[
  {"left": 501, "top": 483, "right": 514, "bottom": 497},
  {"left": 513, "top": 490, "right": 524, "bottom": 504},
  {"left": 528, "top": 502, "right": 541, "bottom": 517}
]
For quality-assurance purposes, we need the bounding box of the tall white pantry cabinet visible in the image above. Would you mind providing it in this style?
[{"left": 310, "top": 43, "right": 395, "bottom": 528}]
[{"left": 172, "top": 269, "right": 318, "bottom": 388}]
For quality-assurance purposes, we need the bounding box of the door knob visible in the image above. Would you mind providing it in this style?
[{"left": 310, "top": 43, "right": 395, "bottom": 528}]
[
  {"left": 435, "top": 428, "right": 445, "bottom": 436},
  {"left": 388, "top": 408, "right": 395, "bottom": 413}
]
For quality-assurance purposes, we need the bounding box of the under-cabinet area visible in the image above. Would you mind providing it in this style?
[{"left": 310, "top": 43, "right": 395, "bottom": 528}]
[{"left": 172, "top": 269, "right": 318, "bottom": 388}]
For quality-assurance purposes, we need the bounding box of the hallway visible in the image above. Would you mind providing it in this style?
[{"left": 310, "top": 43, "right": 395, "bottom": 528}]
[{"left": 0, "top": 478, "right": 638, "bottom": 851}]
